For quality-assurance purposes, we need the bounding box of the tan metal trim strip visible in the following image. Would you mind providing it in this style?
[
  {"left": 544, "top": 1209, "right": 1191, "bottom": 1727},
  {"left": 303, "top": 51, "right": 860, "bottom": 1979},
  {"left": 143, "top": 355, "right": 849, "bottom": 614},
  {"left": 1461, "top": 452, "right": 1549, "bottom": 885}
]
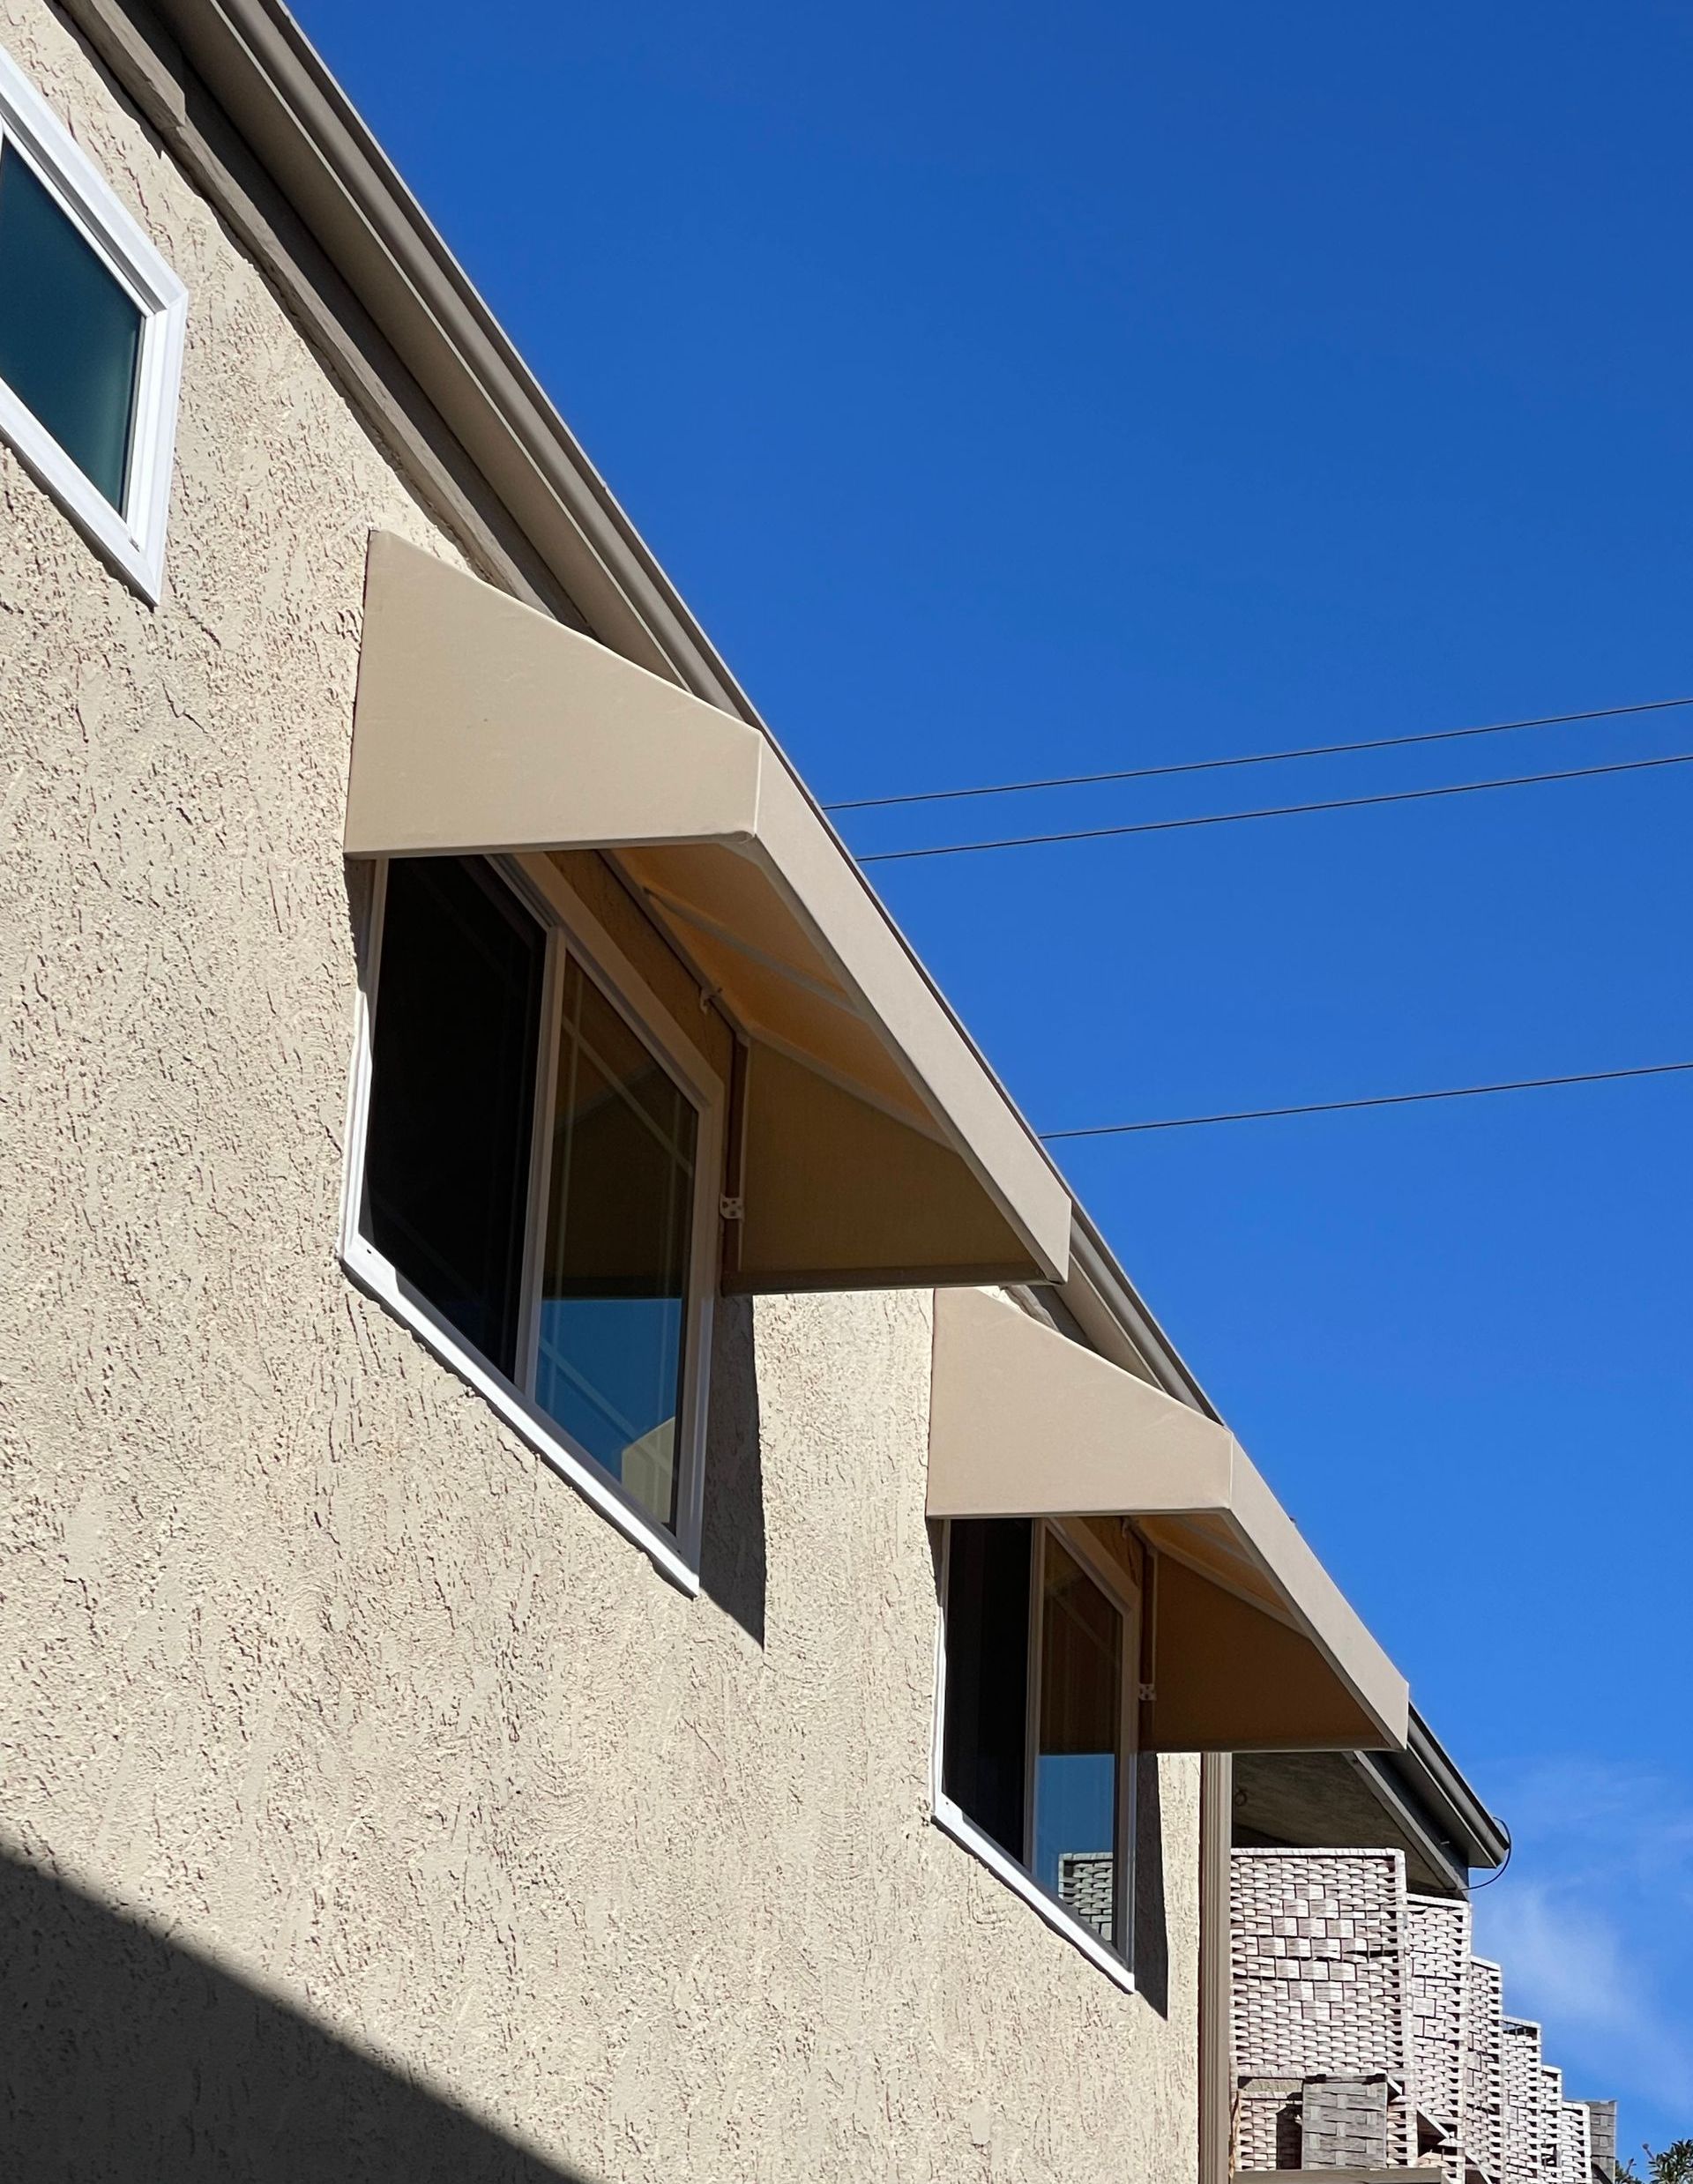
[{"left": 1198, "top": 1752, "right": 1234, "bottom": 2184}]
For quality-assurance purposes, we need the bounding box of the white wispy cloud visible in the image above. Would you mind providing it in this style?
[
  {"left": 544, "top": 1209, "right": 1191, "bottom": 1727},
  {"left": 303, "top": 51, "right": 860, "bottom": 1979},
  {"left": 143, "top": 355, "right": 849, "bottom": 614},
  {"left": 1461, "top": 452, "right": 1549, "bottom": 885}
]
[
  {"left": 1481, "top": 1881, "right": 1693, "bottom": 2100},
  {"left": 1472, "top": 1756, "right": 1693, "bottom": 2137}
]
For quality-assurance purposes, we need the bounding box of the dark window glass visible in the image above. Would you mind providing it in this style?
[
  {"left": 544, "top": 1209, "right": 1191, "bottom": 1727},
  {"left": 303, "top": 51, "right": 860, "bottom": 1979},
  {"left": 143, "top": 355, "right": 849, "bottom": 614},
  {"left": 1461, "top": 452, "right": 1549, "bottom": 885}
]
[
  {"left": 533, "top": 957, "right": 697, "bottom": 1531},
  {"left": 0, "top": 145, "right": 143, "bottom": 511},
  {"left": 1035, "top": 1534, "right": 1122, "bottom": 1946},
  {"left": 942, "top": 1519, "right": 1033, "bottom": 1860},
  {"left": 364, "top": 858, "right": 544, "bottom": 1379}
]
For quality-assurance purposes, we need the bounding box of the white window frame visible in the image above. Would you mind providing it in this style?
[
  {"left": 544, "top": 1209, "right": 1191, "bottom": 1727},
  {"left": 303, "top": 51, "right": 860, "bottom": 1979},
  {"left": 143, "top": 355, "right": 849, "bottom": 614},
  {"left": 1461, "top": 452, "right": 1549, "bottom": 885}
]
[
  {"left": 339, "top": 853, "right": 723, "bottom": 1593},
  {"left": 931, "top": 1514, "right": 1141, "bottom": 1995},
  {"left": 0, "top": 41, "right": 187, "bottom": 604}
]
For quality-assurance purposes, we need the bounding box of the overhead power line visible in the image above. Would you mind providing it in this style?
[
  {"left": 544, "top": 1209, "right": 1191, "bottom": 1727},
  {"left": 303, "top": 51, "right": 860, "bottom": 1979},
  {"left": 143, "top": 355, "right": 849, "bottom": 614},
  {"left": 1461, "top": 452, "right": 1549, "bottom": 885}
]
[
  {"left": 1040, "top": 1059, "right": 1693, "bottom": 1139},
  {"left": 857, "top": 749, "right": 1693, "bottom": 862},
  {"left": 824, "top": 694, "right": 1693, "bottom": 813}
]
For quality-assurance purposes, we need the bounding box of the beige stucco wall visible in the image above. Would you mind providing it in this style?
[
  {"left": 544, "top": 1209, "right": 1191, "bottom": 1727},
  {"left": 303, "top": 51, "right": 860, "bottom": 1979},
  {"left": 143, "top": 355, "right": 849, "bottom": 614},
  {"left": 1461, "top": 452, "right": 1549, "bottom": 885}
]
[{"left": 0, "top": 4, "right": 1201, "bottom": 2177}]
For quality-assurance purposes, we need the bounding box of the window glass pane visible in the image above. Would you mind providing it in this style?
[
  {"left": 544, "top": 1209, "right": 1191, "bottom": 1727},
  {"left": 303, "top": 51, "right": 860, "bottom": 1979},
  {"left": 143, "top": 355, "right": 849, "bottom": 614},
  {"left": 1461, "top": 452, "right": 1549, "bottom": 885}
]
[
  {"left": 534, "top": 956, "right": 697, "bottom": 1531},
  {"left": 364, "top": 857, "right": 545, "bottom": 1379},
  {"left": 942, "top": 1518, "right": 1032, "bottom": 1860},
  {"left": 1035, "top": 1535, "right": 1122, "bottom": 1946},
  {"left": 0, "top": 145, "right": 142, "bottom": 511}
]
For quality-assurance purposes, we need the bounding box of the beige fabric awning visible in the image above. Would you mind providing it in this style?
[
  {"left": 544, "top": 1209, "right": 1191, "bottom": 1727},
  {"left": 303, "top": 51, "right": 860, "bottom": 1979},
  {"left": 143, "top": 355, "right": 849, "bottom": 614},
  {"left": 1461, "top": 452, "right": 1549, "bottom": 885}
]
[
  {"left": 927, "top": 1289, "right": 1408, "bottom": 1753},
  {"left": 344, "top": 533, "right": 1071, "bottom": 1292}
]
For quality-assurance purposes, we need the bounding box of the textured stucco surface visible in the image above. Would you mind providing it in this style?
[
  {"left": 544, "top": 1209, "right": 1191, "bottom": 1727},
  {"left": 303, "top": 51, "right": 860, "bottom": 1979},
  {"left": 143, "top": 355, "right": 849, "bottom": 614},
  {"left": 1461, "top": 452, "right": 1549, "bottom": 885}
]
[{"left": 0, "top": 4, "right": 1201, "bottom": 2176}]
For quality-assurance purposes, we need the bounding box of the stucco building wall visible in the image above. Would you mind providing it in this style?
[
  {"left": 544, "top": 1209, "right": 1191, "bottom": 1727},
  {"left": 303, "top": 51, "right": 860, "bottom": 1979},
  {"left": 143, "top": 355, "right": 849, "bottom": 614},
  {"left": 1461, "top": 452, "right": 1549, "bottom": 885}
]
[{"left": 0, "top": 4, "right": 1201, "bottom": 2176}]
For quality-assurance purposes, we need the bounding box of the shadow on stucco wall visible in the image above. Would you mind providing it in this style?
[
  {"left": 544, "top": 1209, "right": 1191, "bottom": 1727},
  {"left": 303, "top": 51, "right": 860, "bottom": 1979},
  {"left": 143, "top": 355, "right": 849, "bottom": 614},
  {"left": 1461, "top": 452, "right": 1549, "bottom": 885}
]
[
  {"left": 699, "top": 1293, "right": 767, "bottom": 1646},
  {"left": 1134, "top": 1757, "right": 1170, "bottom": 2017},
  {"left": 0, "top": 1845, "right": 595, "bottom": 2182}
]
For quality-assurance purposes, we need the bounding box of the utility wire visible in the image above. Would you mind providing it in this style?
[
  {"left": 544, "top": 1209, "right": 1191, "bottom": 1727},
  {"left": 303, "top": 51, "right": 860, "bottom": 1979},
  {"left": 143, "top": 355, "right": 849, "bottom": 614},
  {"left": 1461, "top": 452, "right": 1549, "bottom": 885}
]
[
  {"left": 858, "top": 749, "right": 1693, "bottom": 862},
  {"left": 1040, "top": 1059, "right": 1693, "bottom": 1139},
  {"left": 824, "top": 694, "right": 1693, "bottom": 813}
]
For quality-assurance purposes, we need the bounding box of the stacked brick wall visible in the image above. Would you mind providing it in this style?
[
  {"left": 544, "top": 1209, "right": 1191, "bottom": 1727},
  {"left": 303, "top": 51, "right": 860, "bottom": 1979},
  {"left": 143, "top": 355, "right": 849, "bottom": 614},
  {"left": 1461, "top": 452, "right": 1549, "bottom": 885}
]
[
  {"left": 1232, "top": 1849, "right": 1418, "bottom": 2173},
  {"left": 1408, "top": 1893, "right": 1471, "bottom": 2180},
  {"left": 1557, "top": 2099, "right": 1592, "bottom": 2183},
  {"left": 1303, "top": 2076, "right": 1391, "bottom": 2170},
  {"left": 1585, "top": 2098, "right": 1619, "bottom": 2183},
  {"left": 1540, "top": 2066, "right": 1564, "bottom": 2179},
  {"left": 1232, "top": 1851, "right": 1609, "bottom": 2179},
  {"left": 1503, "top": 2019, "right": 1547, "bottom": 2183},
  {"left": 1466, "top": 1957, "right": 1507, "bottom": 2182},
  {"left": 1232, "top": 1848, "right": 1413, "bottom": 2081}
]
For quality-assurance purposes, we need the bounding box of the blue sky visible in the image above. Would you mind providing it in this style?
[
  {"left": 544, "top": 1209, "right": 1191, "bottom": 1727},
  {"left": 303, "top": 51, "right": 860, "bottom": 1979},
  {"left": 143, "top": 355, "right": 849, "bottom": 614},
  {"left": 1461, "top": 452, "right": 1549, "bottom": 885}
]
[{"left": 295, "top": 0, "right": 1693, "bottom": 2145}]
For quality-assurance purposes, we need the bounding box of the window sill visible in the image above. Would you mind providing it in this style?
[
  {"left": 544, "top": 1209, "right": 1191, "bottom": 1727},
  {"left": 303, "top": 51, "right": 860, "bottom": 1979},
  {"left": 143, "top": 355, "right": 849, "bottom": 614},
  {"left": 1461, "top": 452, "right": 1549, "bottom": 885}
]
[
  {"left": 931, "top": 1794, "right": 1137, "bottom": 1997},
  {"left": 0, "top": 377, "right": 168, "bottom": 602},
  {"left": 339, "top": 1232, "right": 701, "bottom": 1596}
]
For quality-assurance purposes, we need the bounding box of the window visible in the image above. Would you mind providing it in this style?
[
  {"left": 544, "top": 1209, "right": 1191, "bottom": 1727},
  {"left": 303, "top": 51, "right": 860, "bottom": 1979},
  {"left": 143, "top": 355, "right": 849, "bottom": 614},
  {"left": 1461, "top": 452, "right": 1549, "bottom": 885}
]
[
  {"left": 936, "top": 1517, "right": 1139, "bottom": 1982},
  {"left": 344, "top": 855, "right": 720, "bottom": 1582},
  {"left": 0, "top": 43, "right": 186, "bottom": 601},
  {"left": 533, "top": 957, "right": 698, "bottom": 1532}
]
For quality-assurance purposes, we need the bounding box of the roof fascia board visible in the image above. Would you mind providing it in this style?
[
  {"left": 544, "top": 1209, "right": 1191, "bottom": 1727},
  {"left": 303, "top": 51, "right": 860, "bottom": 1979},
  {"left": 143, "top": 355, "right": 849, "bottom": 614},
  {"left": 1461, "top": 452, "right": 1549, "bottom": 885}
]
[
  {"left": 142, "top": 0, "right": 713, "bottom": 682},
  {"left": 59, "top": 0, "right": 584, "bottom": 622},
  {"left": 1402, "top": 1708, "right": 1510, "bottom": 1871},
  {"left": 1063, "top": 1204, "right": 1220, "bottom": 1418},
  {"left": 1346, "top": 1750, "right": 1471, "bottom": 1898}
]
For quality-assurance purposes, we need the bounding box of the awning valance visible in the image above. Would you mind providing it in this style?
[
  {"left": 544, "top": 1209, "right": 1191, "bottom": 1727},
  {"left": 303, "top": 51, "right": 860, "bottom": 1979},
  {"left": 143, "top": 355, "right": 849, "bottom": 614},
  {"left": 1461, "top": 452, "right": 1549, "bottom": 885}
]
[
  {"left": 927, "top": 1288, "right": 1408, "bottom": 1753},
  {"left": 345, "top": 533, "right": 1071, "bottom": 1292}
]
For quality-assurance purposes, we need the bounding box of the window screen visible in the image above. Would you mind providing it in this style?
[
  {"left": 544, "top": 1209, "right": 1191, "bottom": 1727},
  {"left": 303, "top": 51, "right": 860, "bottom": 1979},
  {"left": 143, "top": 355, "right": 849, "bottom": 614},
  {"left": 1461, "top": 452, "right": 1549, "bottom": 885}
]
[
  {"left": 533, "top": 955, "right": 697, "bottom": 1530},
  {"left": 0, "top": 142, "right": 141, "bottom": 511},
  {"left": 1035, "top": 1534, "right": 1122, "bottom": 1945}
]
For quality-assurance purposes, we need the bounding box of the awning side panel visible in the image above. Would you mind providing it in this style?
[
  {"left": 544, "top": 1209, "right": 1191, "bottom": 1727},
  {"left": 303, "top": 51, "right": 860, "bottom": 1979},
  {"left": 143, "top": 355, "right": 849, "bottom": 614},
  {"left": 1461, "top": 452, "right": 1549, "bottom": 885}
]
[
  {"left": 1145, "top": 1557, "right": 1387, "bottom": 1753},
  {"left": 728, "top": 1045, "right": 1042, "bottom": 1292}
]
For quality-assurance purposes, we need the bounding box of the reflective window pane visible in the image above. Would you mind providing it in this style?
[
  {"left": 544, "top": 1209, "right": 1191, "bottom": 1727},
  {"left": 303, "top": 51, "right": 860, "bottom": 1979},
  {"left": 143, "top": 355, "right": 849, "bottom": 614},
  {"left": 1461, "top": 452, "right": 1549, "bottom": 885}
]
[
  {"left": 0, "top": 145, "right": 142, "bottom": 511},
  {"left": 364, "top": 857, "right": 545, "bottom": 1378},
  {"left": 942, "top": 1519, "right": 1033, "bottom": 1860},
  {"left": 1034, "top": 1535, "right": 1122, "bottom": 1945},
  {"left": 534, "top": 957, "right": 697, "bottom": 1531}
]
